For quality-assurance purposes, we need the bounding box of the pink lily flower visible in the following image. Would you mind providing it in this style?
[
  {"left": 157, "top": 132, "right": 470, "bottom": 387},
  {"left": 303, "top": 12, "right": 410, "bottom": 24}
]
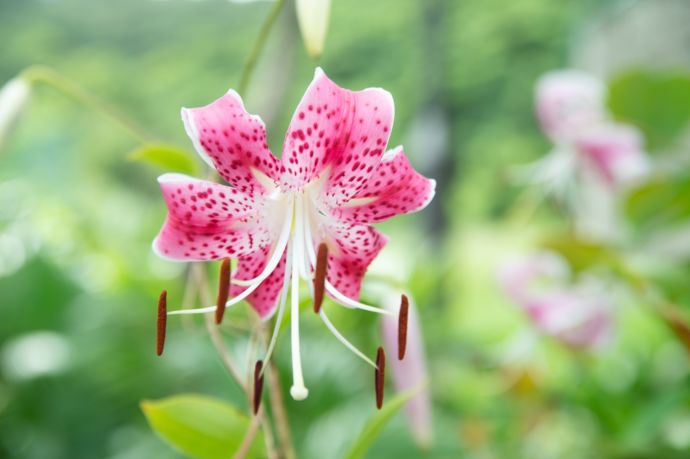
[
  {"left": 380, "top": 290, "right": 432, "bottom": 448},
  {"left": 153, "top": 68, "right": 435, "bottom": 399},
  {"left": 499, "top": 252, "right": 614, "bottom": 350},
  {"left": 530, "top": 70, "right": 649, "bottom": 191}
]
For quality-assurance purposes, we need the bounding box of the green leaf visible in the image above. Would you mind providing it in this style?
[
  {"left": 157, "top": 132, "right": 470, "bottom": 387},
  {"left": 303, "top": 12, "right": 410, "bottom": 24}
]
[
  {"left": 141, "top": 394, "right": 264, "bottom": 459},
  {"left": 608, "top": 69, "right": 690, "bottom": 151},
  {"left": 540, "top": 234, "right": 621, "bottom": 273},
  {"left": 343, "top": 384, "right": 424, "bottom": 459},
  {"left": 128, "top": 143, "right": 200, "bottom": 175},
  {"left": 624, "top": 175, "right": 690, "bottom": 230}
]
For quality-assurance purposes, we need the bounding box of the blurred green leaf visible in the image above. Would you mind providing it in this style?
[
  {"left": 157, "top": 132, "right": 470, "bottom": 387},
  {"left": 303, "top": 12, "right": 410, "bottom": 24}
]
[
  {"left": 541, "top": 234, "right": 621, "bottom": 273},
  {"left": 128, "top": 143, "right": 200, "bottom": 175},
  {"left": 141, "top": 394, "right": 263, "bottom": 459},
  {"left": 625, "top": 175, "right": 690, "bottom": 230},
  {"left": 343, "top": 385, "right": 423, "bottom": 459},
  {"left": 608, "top": 70, "right": 690, "bottom": 151}
]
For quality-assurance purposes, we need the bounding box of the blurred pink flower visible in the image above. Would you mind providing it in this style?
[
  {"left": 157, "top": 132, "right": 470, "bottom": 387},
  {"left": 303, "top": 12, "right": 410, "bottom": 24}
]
[
  {"left": 532, "top": 70, "right": 649, "bottom": 189},
  {"left": 381, "top": 290, "right": 432, "bottom": 448},
  {"left": 536, "top": 70, "right": 606, "bottom": 143},
  {"left": 499, "top": 252, "right": 614, "bottom": 350},
  {"left": 153, "top": 68, "right": 435, "bottom": 400}
]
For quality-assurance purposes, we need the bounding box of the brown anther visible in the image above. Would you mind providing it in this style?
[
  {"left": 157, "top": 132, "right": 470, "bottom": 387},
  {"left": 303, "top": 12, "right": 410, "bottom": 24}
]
[
  {"left": 156, "top": 290, "right": 167, "bottom": 356},
  {"left": 253, "top": 360, "right": 265, "bottom": 415},
  {"left": 313, "top": 243, "right": 328, "bottom": 313},
  {"left": 398, "top": 294, "right": 409, "bottom": 360},
  {"left": 215, "top": 258, "right": 231, "bottom": 325},
  {"left": 375, "top": 346, "right": 386, "bottom": 409}
]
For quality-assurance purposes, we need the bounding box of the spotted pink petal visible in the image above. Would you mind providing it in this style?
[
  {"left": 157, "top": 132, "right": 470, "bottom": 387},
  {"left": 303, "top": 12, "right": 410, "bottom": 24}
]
[
  {"left": 153, "top": 174, "right": 269, "bottom": 261},
  {"left": 182, "top": 90, "right": 281, "bottom": 198},
  {"left": 333, "top": 147, "right": 436, "bottom": 224},
  {"left": 231, "top": 245, "right": 288, "bottom": 319},
  {"left": 280, "top": 68, "right": 394, "bottom": 206},
  {"left": 317, "top": 223, "right": 388, "bottom": 299}
]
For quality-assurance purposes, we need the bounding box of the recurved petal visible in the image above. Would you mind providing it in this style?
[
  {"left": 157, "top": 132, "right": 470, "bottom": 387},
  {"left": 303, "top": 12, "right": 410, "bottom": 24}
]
[
  {"left": 333, "top": 146, "right": 435, "bottom": 224},
  {"left": 182, "top": 90, "right": 281, "bottom": 199},
  {"left": 231, "top": 245, "right": 288, "bottom": 319},
  {"left": 281, "top": 68, "right": 394, "bottom": 206},
  {"left": 153, "top": 173, "right": 269, "bottom": 261}
]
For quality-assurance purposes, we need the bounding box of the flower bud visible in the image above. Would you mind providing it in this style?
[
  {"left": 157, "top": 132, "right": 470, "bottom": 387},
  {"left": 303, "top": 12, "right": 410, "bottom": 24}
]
[
  {"left": 0, "top": 77, "right": 31, "bottom": 149},
  {"left": 296, "top": 0, "right": 331, "bottom": 59}
]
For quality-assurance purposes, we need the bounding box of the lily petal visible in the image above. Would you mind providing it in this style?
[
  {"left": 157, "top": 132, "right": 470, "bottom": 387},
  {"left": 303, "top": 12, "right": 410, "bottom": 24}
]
[
  {"left": 315, "top": 223, "right": 388, "bottom": 299},
  {"left": 333, "top": 146, "right": 436, "bottom": 224},
  {"left": 182, "top": 90, "right": 281, "bottom": 198},
  {"left": 153, "top": 173, "right": 269, "bottom": 261},
  {"left": 499, "top": 253, "right": 614, "bottom": 350},
  {"left": 575, "top": 123, "right": 649, "bottom": 187},
  {"left": 535, "top": 70, "right": 606, "bottom": 143},
  {"left": 526, "top": 289, "right": 613, "bottom": 349},
  {"left": 281, "top": 68, "right": 394, "bottom": 207},
  {"left": 231, "top": 245, "right": 288, "bottom": 319}
]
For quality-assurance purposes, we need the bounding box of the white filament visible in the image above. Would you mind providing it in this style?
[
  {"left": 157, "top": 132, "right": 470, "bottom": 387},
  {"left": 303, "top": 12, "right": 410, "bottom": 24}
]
[
  {"left": 261, "top": 243, "right": 293, "bottom": 374},
  {"left": 319, "top": 308, "right": 377, "bottom": 368}
]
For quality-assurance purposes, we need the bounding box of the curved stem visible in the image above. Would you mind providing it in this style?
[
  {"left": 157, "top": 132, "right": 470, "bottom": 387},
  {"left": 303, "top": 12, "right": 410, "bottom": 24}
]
[
  {"left": 193, "top": 264, "right": 246, "bottom": 387},
  {"left": 192, "top": 264, "right": 278, "bottom": 458},
  {"left": 237, "top": 0, "right": 287, "bottom": 95},
  {"left": 20, "top": 65, "right": 155, "bottom": 143}
]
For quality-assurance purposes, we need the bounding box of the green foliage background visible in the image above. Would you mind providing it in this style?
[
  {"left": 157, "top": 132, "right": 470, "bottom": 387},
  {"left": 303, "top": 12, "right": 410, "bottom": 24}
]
[{"left": 2, "top": 0, "right": 690, "bottom": 458}]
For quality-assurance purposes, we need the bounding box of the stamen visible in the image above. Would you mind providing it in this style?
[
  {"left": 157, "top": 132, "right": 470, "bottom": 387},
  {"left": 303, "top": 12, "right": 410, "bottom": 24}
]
[
  {"left": 398, "top": 294, "right": 409, "bottom": 360},
  {"left": 156, "top": 290, "right": 167, "bottom": 356},
  {"left": 313, "top": 243, "right": 328, "bottom": 313},
  {"left": 375, "top": 346, "right": 385, "bottom": 409},
  {"left": 253, "top": 360, "right": 264, "bottom": 414},
  {"left": 215, "top": 258, "right": 231, "bottom": 325}
]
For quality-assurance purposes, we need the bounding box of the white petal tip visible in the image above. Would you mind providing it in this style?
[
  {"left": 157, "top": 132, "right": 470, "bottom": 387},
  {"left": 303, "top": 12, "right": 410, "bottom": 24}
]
[
  {"left": 157, "top": 172, "right": 198, "bottom": 184},
  {"left": 290, "top": 385, "right": 309, "bottom": 400}
]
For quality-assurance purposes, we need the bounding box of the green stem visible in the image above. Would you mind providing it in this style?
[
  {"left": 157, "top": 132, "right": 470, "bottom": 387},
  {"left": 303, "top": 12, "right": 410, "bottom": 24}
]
[
  {"left": 237, "top": 0, "right": 286, "bottom": 96},
  {"left": 20, "top": 65, "right": 155, "bottom": 143}
]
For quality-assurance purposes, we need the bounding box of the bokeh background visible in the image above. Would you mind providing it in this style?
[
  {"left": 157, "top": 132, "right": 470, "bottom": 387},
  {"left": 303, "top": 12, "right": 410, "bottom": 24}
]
[{"left": 2, "top": 0, "right": 690, "bottom": 458}]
